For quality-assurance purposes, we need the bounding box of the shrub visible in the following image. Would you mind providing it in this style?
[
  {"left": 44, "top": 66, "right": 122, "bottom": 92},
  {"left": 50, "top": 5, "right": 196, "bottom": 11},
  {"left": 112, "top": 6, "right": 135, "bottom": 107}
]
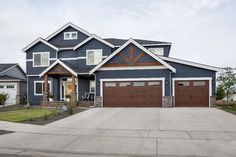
[
  {"left": 0, "top": 92, "right": 9, "bottom": 105},
  {"left": 44, "top": 113, "right": 48, "bottom": 121},
  {"left": 68, "top": 106, "right": 74, "bottom": 115},
  {"left": 216, "top": 86, "right": 225, "bottom": 100}
]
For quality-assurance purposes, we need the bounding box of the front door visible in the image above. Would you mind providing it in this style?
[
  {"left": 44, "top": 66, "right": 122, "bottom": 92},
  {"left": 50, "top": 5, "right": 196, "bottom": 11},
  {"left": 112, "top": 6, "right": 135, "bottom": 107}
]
[{"left": 60, "top": 77, "right": 77, "bottom": 101}]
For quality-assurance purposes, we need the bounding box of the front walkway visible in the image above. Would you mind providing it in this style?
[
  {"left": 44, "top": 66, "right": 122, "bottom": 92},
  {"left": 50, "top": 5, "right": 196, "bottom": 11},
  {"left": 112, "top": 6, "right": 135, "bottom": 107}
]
[{"left": 0, "top": 108, "right": 236, "bottom": 157}]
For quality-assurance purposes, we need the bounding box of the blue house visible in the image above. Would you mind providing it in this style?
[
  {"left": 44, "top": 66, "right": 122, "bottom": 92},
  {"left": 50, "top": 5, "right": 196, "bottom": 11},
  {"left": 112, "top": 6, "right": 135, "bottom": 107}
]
[{"left": 23, "top": 22, "right": 219, "bottom": 107}]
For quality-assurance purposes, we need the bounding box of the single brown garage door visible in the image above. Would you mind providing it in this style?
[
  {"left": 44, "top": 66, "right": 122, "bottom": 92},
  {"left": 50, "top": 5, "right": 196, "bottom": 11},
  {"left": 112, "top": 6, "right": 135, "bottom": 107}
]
[
  {"left": 175, "top": 80, "right": 209, "bottom": 107},
  {"left": 103, "top": 81, "right": 162, "bottom": 107}
]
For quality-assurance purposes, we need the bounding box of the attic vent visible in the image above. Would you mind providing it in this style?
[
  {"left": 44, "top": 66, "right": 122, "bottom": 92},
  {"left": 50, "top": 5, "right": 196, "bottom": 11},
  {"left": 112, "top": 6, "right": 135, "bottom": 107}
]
[{"left": 64, "top": 32, "right": 78, "bottom": 40}]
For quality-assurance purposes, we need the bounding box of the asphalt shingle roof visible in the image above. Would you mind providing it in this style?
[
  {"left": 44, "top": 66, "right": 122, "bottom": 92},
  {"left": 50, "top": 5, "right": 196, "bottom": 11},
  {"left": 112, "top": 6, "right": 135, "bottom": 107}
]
[
  {"left": 103, "top": 38, "right": 172, "bottom": 46},
  {"left": 0, "top": 64, "right": 16, "bottom": 73}
]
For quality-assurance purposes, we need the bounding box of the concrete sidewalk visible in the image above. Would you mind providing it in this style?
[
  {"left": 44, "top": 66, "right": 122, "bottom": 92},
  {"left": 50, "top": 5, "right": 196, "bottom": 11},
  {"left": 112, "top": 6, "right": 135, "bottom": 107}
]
[{"left": 0, "top": 108, "right": 235, "bottom": 157}]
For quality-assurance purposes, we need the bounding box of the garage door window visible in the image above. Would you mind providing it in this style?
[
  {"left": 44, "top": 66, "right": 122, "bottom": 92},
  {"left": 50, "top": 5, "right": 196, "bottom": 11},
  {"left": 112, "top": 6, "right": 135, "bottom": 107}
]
[
  {"left": 119, "top": 82, "right": 131, "bottom": 87},
  {"left": 193, "top": 81, "right": 205, "bottom": 86},
  {"left": 0, "top": 85, "right": 4, "bottom": 89},
  {"left": 177, "top": 81, "right": 190, "bottom": 86},
  {"left": 105, "top": 82, "right": 116, "bottom": 87},
  {"left": 6, "top": 85, "right": 15, "bottom": 89},
  {"left": 133, "top": 82, "right": 145, "bottom": 86},
  {"left": 148, "top": 82, "right": 160, "bottom": 86}
]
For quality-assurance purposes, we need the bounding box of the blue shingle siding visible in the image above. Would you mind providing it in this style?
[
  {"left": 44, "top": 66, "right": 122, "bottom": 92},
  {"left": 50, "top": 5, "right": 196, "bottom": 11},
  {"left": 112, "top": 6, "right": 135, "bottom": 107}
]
[
  {"left": 26, "top": 42, "right": 57, "bottom": 59},
  {"left": 26, "top": 60, "right": 56, "bottom": 75},
  {"left": 144, "top": 45, "right": 171, "bottom": 57},
  {"left": 27, "top": 76, "right": 44, "bottom": 105},
  {"left": 95, "top": 69, "right": 171, "bottom": 96},
  {"left": 58, "top": 50, "right": 77, "bottom": 58},
  {"left": 48, "top": 26, "right": 89, "bottom": 47}
]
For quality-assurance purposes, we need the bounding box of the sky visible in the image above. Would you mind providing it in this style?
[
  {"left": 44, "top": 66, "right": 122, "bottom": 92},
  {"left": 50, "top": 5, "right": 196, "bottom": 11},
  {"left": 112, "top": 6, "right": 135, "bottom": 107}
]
[{"left": 0, "top": 0, "right": 235, "bottom": 71}]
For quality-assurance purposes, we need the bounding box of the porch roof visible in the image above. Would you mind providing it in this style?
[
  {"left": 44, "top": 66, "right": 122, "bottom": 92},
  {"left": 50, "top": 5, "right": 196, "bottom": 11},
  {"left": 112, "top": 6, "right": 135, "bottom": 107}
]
[{"left": 39, "top": 59, "right": 78, "bottom": 77}]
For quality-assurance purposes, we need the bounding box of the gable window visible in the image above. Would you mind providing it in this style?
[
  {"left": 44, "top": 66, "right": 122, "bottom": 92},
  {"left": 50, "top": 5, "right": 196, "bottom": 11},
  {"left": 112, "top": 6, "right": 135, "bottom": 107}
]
[
  {"left": 33, "top": 52, "right": 49, "bottom": 67},
  {"left": 64, "top": 32, "right": 78, "bottom": 40},
  {"left": 89, "top": 80, "right": 95, "bottom": 93},
  {"left": 86, "top": 49, "right": 103, "bottom": 65},
  {"left": 34, "top": 81, "right": 52, "bottom": 95},
  {"left": 148, "top": 47, "right": 164, "bottom": 56}
]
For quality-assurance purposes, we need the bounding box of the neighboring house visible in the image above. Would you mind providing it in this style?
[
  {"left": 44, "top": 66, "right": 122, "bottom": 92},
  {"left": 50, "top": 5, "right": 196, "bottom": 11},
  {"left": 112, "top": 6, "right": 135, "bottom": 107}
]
[
  {"left": 0, "top": 64, "right": 26, "bottom": 105},
  {"left": 23, "top": 22, "right": 219, "bottom": 107},
  {"left": 223, "top": 94, "right": 236, "bottom": 102}
]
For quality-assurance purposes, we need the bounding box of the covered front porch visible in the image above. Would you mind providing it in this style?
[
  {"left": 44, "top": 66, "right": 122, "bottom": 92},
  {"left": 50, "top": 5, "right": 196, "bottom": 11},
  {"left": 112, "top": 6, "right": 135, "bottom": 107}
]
[{"left": 39, "top": 60, "right": 95, "bottom": 107}]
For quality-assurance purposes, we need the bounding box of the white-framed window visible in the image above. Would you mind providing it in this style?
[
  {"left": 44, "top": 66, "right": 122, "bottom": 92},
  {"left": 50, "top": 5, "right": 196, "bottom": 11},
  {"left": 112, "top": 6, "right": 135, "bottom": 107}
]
[
  {"left": 86, "top": 49, "right": 103, "bottom": 65},
  {"left": 148, "top": 47, "right": 164, "bottom": 56},
  {"left": 64, "top": 32, "right": 78, "bottom": 40},
  {"left": 34, "top": 81, "right": 52, "bottom": 96},
  {"left": 33, "top": 52, "right": 49, "bottom": 67},
  {"left": 89, "top": 80, "right": 95, "bottom": 93}
]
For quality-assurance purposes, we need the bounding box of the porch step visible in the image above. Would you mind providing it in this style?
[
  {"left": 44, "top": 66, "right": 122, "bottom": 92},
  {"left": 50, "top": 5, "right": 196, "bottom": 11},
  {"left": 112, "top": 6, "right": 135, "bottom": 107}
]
[
  {"left": 48, "top": 101, "right": 67, "bottom": 107},
  {"left": 79, "top": 101, "right": 94, "bottom": 107}
]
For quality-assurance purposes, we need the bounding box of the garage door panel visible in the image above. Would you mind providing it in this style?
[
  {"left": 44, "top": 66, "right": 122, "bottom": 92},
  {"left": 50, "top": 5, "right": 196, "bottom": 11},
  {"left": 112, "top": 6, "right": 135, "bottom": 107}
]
[
  {"left": 103, "top": 81, "right": 162, "bottom": 107},
  {"left": 0, "top": 83, "right": 17, "bottom": 104},
  {"left": 175, "top": 80, "right": 209, "bottom": 107}
]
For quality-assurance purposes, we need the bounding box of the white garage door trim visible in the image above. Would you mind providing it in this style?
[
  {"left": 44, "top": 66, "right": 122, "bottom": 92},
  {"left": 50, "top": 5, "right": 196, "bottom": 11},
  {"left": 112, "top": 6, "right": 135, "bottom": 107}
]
[
  {"left": 100, "top": 77, "right": 165, "bottom": 107},
  {"left": 172, "top": 77, "right": 212, "bottom": 107},
  {"left": 0, "top": 82, "right": 17, "bottom": 105}
]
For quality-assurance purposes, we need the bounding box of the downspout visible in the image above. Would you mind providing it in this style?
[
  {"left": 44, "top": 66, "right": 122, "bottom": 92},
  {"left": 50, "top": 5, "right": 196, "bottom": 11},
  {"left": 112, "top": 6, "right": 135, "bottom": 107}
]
[{"left": 169, "top": 71, "right": 174, "bottom": 107}]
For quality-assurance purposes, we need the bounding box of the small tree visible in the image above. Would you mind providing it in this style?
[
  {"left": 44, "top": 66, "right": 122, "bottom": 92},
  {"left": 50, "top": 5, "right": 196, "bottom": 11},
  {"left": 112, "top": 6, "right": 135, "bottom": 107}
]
[
  {"left": 217, "top": 67, "right": 236, "bottom": 102},
  {"left": 216, "top": 85, "right": 225, "bottom": 100}
]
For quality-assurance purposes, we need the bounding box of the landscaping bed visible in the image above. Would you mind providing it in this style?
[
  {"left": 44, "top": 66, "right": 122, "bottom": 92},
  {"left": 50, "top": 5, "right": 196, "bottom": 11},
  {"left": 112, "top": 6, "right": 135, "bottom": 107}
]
[
  {"left": 216, "top": 103, "right": 236, "bottom": 115},
  {"left": 0, "top": 105, "right": 88, "bottom": 125}
]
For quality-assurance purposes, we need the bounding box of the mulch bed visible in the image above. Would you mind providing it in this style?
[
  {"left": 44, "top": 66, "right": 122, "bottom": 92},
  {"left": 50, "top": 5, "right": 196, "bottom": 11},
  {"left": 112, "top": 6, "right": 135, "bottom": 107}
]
[{"left": 21, "top": 107, "right": 89, "bottom": 125}]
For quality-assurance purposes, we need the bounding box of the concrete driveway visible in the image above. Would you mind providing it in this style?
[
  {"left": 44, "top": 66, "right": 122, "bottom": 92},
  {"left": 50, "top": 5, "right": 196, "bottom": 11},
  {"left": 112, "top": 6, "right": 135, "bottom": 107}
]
[{"left": 0, "top": 108, "right": 236, "bottom": 157}]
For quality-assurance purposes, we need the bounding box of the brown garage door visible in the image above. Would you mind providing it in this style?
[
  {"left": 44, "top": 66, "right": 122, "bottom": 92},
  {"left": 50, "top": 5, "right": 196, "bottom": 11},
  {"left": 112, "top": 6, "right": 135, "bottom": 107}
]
[
  {"left": 175, "top": 80, "right": 209, "bottom": 107},
  {"left": 103, "top": 81, "right": 162, "bottom": 107}
]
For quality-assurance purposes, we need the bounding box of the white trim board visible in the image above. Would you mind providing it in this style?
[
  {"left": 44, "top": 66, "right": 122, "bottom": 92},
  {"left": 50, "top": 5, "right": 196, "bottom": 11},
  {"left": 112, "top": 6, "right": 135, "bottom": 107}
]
[
  {"left": 73, "top": 34, "right": 114, "bottom": 50},
  {"left": 39, "top": 59, "right": 77, "bottom": 77},
  {"left": 172, "top": 77, "right": 212, "bottom": 107},
  {"left": 99, "top": 77, "right": 165, "bottom": 107},
  {"left": 22, "top": 38, "right": 59, "bottom": 53},
  {"left": 98, "top": 66, "right": 167, "bottom": 71},
  {"left": 89, "top": 38, "right": 176, "bottom": 75},
  {"left": 160, "top": 56, "right": 220, "bottom": 72},
  {"left": 46, "top": 22, "right": 91, "bottom": 41}
]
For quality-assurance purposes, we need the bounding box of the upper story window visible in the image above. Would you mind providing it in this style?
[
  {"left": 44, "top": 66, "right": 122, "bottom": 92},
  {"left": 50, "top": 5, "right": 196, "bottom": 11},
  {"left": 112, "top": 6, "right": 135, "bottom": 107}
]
[
  {"left": 64, "top": 32, "right": 78, "bottom": 40},
  {"left": 148, "top": 47, "right": 164, "bottom": 56},
  {"left": 33, "top": 52, "right": 49, "bottom": 67},
  {"left": 86, "top": 49, "right": 103, "bottom": 65}
]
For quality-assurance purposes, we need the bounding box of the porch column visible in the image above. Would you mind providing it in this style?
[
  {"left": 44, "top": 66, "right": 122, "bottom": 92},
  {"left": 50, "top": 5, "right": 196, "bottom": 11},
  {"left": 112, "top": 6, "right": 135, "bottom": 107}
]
[
  {"left": 70, "top": 75, "right": 77, "bottom": 106},
  {"left": 42, "top": 74, "right": 49, "bottom": 107}
]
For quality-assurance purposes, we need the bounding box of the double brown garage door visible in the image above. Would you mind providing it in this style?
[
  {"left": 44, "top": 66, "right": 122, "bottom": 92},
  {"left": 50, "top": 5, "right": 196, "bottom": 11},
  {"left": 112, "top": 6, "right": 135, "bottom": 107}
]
[
  {"left": 103, "top": 81, "right": 162, "bottom": 107},
  {"left": 175, "top": 80, "right": 209, "bottom": 107}
]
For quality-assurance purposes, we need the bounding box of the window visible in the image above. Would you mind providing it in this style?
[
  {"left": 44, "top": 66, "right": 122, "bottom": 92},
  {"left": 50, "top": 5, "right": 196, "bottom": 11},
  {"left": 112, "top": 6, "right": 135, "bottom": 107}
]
[
  {"left": 148, "top": 82, "right": 160, "bottom": 86},
  {"left": 105, "top": 82, "right": 116, "bottom": 87},
  {"left": 33, "top": 52, "right": 49, "bottom": 67},
  {"left": 193, "top": 81, "right": 206, "bottom": 86},
  {"left": 133, "top": 82, "right": 145, "bottom": 86},
  {"left": 0, "top": 85, "right": 4, "bottom": 89},
  {"left": 64, "top": 32, "right": 78, "bottom": 40},
  {"left": 177, "top": 81, "right": 190, "bottom": 86},
  {"left": 148, "top": 47, "right": 164, "bottom": 56},
  {"left": 119, "top": 82, "right": 131, "bottom": 87},
  {"left": 34, "top": 81, "right": 51, "bottom": 95},
  {"left": 7, "top": 85, "right": 15, "bottom": 89},
  {"left": 90, "top": 80, "right": 95, "bottom": 93},
  {"left": 86, "top": 49, "right": 103, "bottom": 65}
]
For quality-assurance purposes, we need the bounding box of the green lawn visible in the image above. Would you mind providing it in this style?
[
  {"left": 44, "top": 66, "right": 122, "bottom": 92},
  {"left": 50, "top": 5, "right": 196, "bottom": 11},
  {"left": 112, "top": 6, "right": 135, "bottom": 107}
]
[
  {"left": 0, "top": 108, "right": 58, "bottom": 122},
  {"left": 217, "top": 104, "right": 236, "bottom": 115}
]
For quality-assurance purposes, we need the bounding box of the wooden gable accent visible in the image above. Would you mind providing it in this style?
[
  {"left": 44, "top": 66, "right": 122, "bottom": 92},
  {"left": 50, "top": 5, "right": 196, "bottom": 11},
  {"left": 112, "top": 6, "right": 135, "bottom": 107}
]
[
  {"left": 103, "top": 44, "right": 162, "bottom": 67},
  {"left": 47, "top": 64, "right": 71, "bottom": 75}
]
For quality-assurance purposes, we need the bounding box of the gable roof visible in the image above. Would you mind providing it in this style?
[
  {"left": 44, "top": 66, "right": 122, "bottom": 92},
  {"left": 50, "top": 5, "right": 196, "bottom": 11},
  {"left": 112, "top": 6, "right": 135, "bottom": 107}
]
[
  {"left": 22, "top": 37, "right": 59, "bottom": 53},
  {"left": 103, "top": 38, "right": 172, "bottom": 47},
  {"left": 39, "top": 59, "right": 77, "bottom": 77},
  {"left": 0, "top": 64, "right": 17, "bottom": 74},
  {"left": 73, "top": 34, "right": 115, "bottom": 50},
  {"left": 45, "top": 22, "right": 91, "bottom": 41},
  {"left": 89, "top": 38, "right": 176, "bottom": 74},
  {"left": 160, "top": 56, "right": 220, "bottom": 72}
]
